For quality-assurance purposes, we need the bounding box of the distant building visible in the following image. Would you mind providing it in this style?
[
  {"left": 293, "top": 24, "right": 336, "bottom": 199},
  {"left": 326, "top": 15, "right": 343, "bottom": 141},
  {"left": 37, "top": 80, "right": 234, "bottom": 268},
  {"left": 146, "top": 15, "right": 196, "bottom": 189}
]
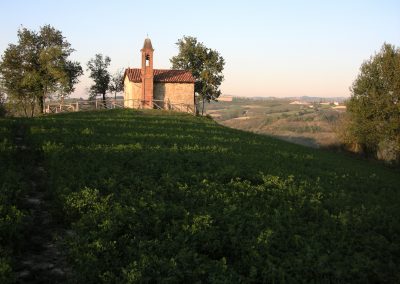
[
  {"left": 123, "top": 38, "right": 195, "bottom": 113},
  {"left": 218, "top": 95, "right": 233, "bottom": 102},
  {"left": 290, "top": 100, "right": 310, "bottom": 105}
]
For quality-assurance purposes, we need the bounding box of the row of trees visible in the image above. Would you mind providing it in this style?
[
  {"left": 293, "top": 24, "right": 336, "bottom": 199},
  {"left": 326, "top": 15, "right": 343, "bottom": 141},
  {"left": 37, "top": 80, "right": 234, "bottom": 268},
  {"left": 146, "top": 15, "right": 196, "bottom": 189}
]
[
  {"left": 0, "top": 25, "right": 125, "bottom": 117},
  {"left": 0, "top": 26, "right": 226, "bottom": 117},
  {"left": 339, "top": 43, "right": 400, "bottom": 163}
]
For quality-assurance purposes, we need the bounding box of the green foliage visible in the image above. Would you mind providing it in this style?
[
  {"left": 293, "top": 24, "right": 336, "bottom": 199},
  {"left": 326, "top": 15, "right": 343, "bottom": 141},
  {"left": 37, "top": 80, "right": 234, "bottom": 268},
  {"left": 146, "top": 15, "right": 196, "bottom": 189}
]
[
  {"left": 87, "top": 54, "right": 111, "bottom": 102},
  {"left": 170, "top": 36, "right": 225, "bottom": 114},
  {"left": 0, "top": 119, "right": 32, "bottom": 282},
  {"left": 11, "top": 109, "right": 398, "bottom": 283},
  {"left": 60, "top": 61, "right": 83, "bottom": 99},
  {"left": 0, "top": 255, "right": 13, "bottom": 284},
  {"left": 0, "top": 25, "right": 82, "bottom": 116},
  {"left": 0, "top": 88, "right": 6, "bottom": 117},
  {"left": 108, "top": 69, "right": 124, "bottom": 100},
  {"left": 344, "top": 43, "right": 400, "bottom": 162}
]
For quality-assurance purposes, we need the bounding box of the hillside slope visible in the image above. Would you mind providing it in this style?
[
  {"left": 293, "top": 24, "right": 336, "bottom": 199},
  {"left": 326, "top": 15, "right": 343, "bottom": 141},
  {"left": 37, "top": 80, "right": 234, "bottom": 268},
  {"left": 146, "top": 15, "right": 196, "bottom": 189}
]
[{"left": 1, "top": 109, "right": 399, "bottom": 283}]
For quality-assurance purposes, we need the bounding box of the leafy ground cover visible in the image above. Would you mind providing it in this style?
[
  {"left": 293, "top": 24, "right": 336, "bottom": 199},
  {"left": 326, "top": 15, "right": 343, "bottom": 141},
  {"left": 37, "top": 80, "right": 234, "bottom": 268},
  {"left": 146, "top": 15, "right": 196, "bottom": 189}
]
[
  {"left": 0, "top": 119, "right": 35, "bottom": 283},
  {"left": 1, "top": 109, "right": 399, "bottom": 282}
]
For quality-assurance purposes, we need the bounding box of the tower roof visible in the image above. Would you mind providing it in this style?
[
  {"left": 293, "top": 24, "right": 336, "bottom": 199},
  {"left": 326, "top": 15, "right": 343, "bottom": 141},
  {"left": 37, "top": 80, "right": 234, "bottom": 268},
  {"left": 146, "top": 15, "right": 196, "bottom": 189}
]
[{"left": 142, "top": 38, "right": 154, "bottom": 51}]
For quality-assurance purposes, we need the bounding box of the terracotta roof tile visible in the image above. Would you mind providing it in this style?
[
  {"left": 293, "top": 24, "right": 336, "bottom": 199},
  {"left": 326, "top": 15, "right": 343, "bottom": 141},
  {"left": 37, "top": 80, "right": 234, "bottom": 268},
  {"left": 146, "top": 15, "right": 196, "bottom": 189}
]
[
  {"left": 124, "top": 68, "right": 195, "bottom": 83},
  {"left": 124, "top": 68, "right": 142, "bottom": 83}
]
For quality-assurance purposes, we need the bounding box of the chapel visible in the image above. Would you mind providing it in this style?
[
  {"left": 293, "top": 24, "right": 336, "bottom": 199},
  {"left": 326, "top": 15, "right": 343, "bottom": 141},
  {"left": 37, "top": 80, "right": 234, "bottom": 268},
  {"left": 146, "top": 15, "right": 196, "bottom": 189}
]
[{"left": 123, "top": 38, "right": 195, "bottom": 113}]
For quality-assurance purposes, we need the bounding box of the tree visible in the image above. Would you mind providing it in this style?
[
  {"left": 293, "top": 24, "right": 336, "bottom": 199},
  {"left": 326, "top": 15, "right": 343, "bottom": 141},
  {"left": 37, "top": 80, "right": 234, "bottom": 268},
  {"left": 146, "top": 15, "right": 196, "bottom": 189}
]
[
  {"left": 59, "top": 61, "right": 83, "bottom": 103},
  {"left": 37, "top": 25, "right": 72, "bottom": 112},
  {"left": 342, "top": 43, "right": 400, "bottom": 162},
  {"left": 0, "top": 28, "right": 40, "bottom": 116},
  {"left": 0, "top": 80, "right": 6, "bottom": 117},
  {"left": 0, "top": 25, "right": 82, "bottom": 116},
  {"left": 108, "top": 69, "right": 124, "bottom": 100},
  {"left": 87, "top": 54, "right": 111, "bottom": 106},
  {"left": 170, "top": 36, "right": 225, "bottom": 115}
]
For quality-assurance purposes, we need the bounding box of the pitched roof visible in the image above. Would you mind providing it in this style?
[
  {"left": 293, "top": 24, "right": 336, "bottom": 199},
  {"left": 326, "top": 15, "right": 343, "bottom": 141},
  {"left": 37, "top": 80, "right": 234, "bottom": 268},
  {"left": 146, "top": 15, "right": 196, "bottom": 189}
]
[
  {"left": 154, "top": 69, "right": 195, "bottom": 83},
  {"left": 124, "top": 68, "right": 195, "bottom": 83},
  {"left": 124, "top": 68, "right": 142, "bottom": 82}
]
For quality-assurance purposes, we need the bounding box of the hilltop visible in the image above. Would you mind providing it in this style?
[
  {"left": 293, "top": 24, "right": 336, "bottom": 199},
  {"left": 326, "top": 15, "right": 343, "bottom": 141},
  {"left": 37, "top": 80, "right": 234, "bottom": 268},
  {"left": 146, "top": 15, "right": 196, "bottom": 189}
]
[{"left": 0, "top": 109, "right": 399, "bottom": 282}]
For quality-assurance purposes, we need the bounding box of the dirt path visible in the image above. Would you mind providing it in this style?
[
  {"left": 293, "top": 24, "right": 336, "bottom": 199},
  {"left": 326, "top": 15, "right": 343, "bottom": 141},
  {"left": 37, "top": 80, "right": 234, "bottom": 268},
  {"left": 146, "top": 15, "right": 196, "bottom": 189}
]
[{"left": 12, "top": 123, "right": 70, "bottom": 283}]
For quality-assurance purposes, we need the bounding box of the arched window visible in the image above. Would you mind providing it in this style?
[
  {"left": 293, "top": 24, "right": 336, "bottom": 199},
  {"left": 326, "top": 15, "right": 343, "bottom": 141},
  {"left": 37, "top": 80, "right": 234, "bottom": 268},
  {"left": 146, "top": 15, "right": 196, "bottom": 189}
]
[{"left": 145, "top": 54, "right": 150, "bottom": 66}]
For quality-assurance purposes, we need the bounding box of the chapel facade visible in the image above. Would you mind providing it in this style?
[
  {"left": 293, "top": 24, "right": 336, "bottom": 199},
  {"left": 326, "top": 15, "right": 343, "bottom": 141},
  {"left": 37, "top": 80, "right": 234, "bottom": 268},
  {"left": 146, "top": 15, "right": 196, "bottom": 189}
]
[{"left": 123, "top": 38, "right": 195, "bottom": 113}]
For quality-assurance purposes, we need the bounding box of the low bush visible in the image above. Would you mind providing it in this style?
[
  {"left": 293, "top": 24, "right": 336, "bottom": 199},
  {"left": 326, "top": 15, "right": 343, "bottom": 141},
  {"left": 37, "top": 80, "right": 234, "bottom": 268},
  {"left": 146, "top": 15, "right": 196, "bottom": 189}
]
[{"left": 0, "top": 120, "right": 30, "bottom": 281}]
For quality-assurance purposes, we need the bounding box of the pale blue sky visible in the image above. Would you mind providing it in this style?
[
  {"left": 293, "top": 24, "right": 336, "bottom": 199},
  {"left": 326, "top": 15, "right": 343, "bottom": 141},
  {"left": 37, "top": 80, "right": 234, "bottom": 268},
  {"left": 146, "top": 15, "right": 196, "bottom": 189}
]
[{"left": 0, "top": 0, "right": 399, "bottom": 98}]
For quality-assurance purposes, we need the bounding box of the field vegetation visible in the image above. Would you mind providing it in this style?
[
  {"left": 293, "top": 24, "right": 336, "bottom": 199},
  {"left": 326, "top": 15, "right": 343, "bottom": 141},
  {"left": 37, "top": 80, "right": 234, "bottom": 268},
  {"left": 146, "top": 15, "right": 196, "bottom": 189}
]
[
  {"left": 207, "top": 98, "right": 344, "bottom": 148},
  {"left": 0, "top": 119, "right": 34, "bottom": 282},
  {"left": 0, "top": 109, "right": 399, "bottom": 282}
]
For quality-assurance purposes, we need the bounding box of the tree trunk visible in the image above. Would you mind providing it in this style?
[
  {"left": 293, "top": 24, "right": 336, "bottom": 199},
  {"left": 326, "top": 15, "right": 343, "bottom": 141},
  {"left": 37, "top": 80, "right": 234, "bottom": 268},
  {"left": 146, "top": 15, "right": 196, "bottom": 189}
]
[
  {"left": 22, "top": 99, "right": 28, "bottom": 117},
  {"left": 39, "top": 95, "right": 44, "bottom": 114},
  {"left": 30, "top": 101, "right": 35, "bottom": 117},
  {"left": 40, "top": 87, "right": 47, "bottom": 114},
  {"left": 102, "top": 93, "right": 107, "bottom": 108}
]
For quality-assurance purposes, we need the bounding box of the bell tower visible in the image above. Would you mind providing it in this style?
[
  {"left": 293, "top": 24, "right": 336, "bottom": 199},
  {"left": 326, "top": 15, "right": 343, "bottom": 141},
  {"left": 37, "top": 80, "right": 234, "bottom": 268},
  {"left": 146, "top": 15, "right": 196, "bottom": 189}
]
[{"left": 141, "top": 37, "right": 154, "bottom": 108}]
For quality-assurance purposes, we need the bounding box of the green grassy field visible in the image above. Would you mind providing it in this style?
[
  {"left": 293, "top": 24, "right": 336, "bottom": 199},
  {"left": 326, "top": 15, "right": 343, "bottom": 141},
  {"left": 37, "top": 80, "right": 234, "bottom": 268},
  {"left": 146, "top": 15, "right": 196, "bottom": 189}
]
[{"left": 1, "top": 109, "right": 399, "bottom": 282}]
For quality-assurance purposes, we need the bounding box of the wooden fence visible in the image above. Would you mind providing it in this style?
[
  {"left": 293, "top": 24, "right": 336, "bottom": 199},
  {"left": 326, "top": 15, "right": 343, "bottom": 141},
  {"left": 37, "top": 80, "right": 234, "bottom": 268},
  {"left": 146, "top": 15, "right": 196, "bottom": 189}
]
[{"left": 44, "top": 99, "right": 196, "bottom": 115}]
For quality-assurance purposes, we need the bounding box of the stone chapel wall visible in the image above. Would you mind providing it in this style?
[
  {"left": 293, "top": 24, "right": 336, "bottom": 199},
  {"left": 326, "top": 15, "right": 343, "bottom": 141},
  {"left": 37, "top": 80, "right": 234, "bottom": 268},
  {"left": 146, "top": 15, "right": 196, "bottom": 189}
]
[{"left": 154, "top": 83, "right": 194, "bottom": 109}]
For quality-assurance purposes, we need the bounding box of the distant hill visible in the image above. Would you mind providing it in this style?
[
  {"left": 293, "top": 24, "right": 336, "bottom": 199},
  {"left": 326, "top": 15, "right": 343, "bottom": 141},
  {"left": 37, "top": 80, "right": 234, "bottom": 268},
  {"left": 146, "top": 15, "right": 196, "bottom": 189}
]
[
  {"left": 206, "top": 97, "right": 346, "bottom": 148},
  {"left": 223, "top": 95, "right": 348, "bottom": 103},
  {"left": 295, "top": 96, "right": 348, "bottom": 103}
]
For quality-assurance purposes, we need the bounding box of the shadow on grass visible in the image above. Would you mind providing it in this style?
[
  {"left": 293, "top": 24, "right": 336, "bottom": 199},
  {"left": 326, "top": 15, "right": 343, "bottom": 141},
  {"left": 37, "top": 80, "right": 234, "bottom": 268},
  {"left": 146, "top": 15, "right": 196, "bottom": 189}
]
[{"left": 11, "top": 109, "right": 400, "bottom": 282}]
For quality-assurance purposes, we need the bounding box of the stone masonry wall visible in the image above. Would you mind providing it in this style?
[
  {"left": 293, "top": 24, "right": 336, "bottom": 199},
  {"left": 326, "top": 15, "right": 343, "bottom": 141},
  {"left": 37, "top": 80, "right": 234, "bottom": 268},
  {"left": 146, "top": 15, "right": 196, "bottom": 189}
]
[
  {"left": 124, "top": 79, "right": 195, "bottom": 112},
  {"left": 154, "top": 83, "right": 194, "bottom": 111}
]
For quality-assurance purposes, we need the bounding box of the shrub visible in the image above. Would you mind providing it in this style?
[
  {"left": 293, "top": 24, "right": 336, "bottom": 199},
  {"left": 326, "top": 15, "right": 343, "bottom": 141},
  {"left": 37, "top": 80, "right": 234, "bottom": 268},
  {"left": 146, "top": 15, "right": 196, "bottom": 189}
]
[
  {"left": 377, "top": 139, "right": 400, "bottom": 163},
  {"left": 343, "top": 43, "right": 400, "bottom": 162}
]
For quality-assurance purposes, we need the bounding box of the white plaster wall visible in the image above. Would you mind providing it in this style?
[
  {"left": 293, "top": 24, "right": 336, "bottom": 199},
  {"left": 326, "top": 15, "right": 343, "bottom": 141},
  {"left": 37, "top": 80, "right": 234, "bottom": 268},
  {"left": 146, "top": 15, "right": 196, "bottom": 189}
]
[{"left": 124, "top": 77, "right": 142, "bottom": 108}]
